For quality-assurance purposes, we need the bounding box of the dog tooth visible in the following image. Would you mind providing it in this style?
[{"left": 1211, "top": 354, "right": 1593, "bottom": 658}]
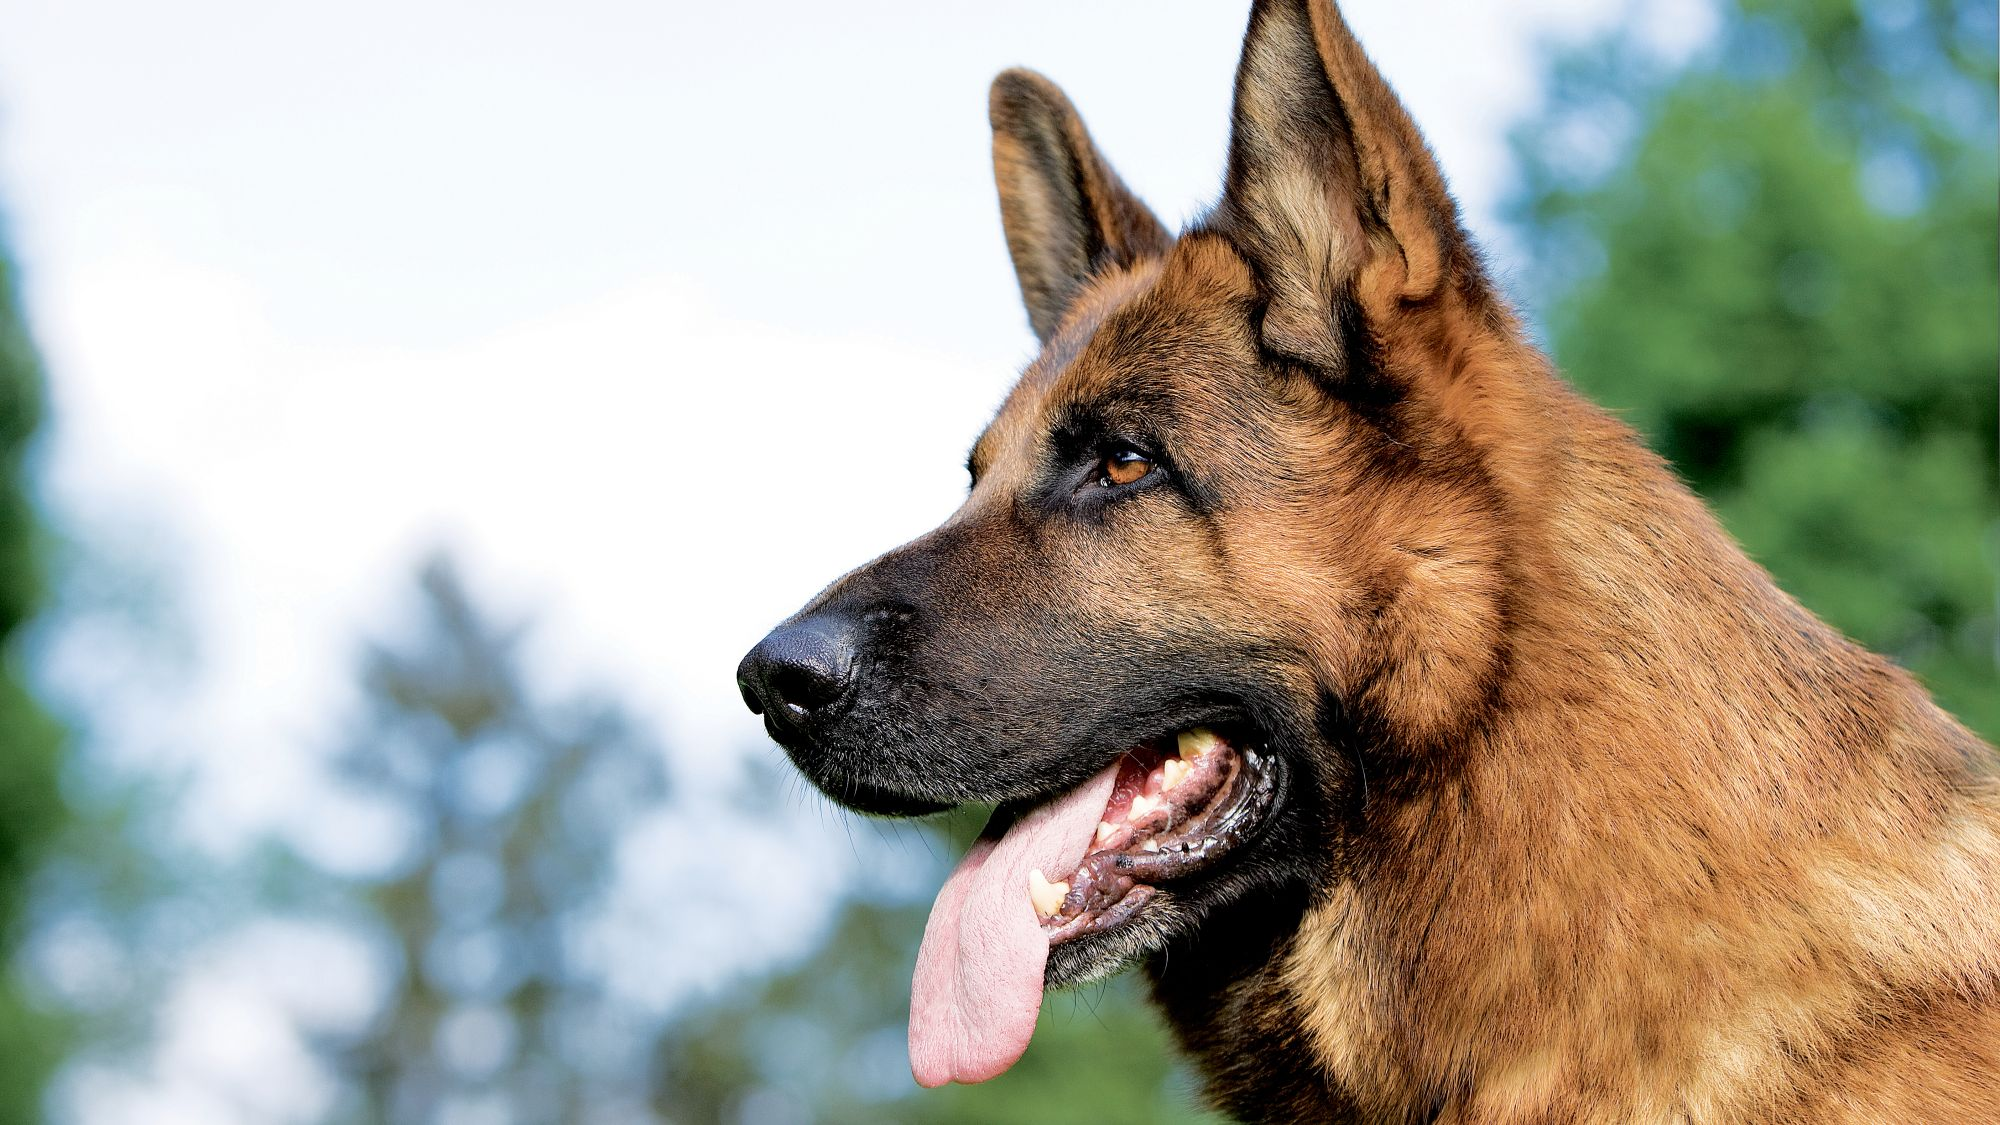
[
  {"left": 1095, "top": 820, "right": 1118, "bottom": 845},
  {"left": 1177, "top": 728, "right": 1221, "bottom": 759},
  {"left": 1028, "top": 868, "right": 1070, "bottom": 917},
  {"left": 1128, "top": 794, "right": 1160, "bottom": 822},
  {"left": 1141, "top": 840, "right": 1160, "bottom": 853},
  {"left": 1161, "top": 758, "right": 1190, "bottom": 789}
]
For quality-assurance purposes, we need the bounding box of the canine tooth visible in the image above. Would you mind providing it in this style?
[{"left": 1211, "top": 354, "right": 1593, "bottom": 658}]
[
  {"left": 1095, "top": 820, "right": 1118, "bottom": 845},
  {"left": 1177, "top": 728, "right": 1221, "bottom": 759},
  {"left": 1161, "top": 758, "right": 1190, "bottom": 789},
  {"left": 1028, "top": 868, "right": 1070, "bottom": 917},
  {"left": 1141, "top": 840, "right": 1160, "bottom": 853},
  {"left": 1128, "top": 794, "right": 1160, "bottom": 821}
]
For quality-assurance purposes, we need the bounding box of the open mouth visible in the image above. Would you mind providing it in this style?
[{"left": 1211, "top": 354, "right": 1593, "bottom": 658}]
[
  {"left": 1029, "top": 728, "right": 1276, "bottom": 944},
  {"left": 909, "top": 725, "right": 1279, "bottom": 1087}
]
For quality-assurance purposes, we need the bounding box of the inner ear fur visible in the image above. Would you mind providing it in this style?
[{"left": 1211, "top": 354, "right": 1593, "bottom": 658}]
[
  {"left": 1214, "top": 0, "right": 1477, "bottom": 368},
  {"left": 990, "top": 68, "right": 1172, "bottom": 343}
]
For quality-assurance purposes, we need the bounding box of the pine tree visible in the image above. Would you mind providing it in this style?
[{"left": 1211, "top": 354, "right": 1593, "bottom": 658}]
[
  {"left": 0, "top": 230, "right": 72, "bottom": 1122},
  {"left": 313, "top": 558, "right": 669, "bottom": 1124}
]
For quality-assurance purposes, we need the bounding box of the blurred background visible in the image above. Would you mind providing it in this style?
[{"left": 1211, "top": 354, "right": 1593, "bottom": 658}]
[{"left": 0, "top": 0, "right": 1990, "bottom": 1121}]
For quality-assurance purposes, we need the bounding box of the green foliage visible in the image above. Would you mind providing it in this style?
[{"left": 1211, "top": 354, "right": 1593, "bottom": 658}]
[
  {"left": 0, "top": 240, "right": 70, "bottom": 1119},
  {"left": 1511, "top": 0, "right": 2000, "bottom": 739}
]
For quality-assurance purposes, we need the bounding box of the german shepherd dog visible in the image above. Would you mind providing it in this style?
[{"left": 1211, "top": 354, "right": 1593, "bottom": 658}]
[{"left": 737, "top": 1, "right": 2000, "bottom": 1119}]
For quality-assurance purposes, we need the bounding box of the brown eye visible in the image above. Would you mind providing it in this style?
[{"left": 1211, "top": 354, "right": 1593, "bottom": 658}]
[{"left": 1099, "top": 448, "right": 1153, "bottom": 488}]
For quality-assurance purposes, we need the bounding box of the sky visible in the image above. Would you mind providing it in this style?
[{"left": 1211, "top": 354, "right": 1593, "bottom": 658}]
[{"left": 0, "top": 0, "right": 1709, "bottom": 1118}]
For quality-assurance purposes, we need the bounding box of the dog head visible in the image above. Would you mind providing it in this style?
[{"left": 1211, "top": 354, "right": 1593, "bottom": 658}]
[{"left": 740, "top": 0, "right": 1536, "bottom": 995}]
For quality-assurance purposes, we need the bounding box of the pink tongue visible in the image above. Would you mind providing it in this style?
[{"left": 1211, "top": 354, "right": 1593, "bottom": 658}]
[{"left": 908, "top": 762, "right": 1120, "bottom": 1087}]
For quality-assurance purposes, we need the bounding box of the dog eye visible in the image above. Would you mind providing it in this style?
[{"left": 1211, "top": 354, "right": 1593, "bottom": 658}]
[{"left": 1098, "top": 448, "right": 1153, "bottom": 488}]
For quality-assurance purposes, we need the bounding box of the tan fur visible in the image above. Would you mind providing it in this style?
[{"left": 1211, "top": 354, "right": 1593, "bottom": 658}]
[
  {"left": 970, "top": 1, "right": 2000, "bottom": 1120},
  {"left": 990, "top": 70, "right": 1171, "bottom": 344}
]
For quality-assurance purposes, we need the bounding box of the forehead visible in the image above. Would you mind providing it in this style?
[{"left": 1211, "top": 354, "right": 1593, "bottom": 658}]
[{"left": 973, "top": 235, "right": 1258, "bottom": 472}]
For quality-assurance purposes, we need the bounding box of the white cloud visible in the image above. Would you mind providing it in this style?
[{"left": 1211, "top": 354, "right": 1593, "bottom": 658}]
[{"left": 36, "top": 251, "right": 1012, "bottom": 843}]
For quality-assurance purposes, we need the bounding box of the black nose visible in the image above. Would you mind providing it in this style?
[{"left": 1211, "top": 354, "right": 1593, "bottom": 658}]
[{"left": 736, "top": 614, "right": 861, "bottom": 731}]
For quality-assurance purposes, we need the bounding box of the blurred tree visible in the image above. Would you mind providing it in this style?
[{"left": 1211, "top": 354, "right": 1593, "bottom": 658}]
[
  {"left": 313, "top": 558, "right": 669, "bottom": 1124},
  {"left": 0, "top": 234, "right": 72, "bottom": 1118},
  {"left": 1510, "top": 0, "right": 1999, "bottom": 738}
]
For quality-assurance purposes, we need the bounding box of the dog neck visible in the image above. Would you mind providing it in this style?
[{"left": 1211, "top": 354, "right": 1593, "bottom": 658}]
[{"left": 1160, "top": 346, "right": 2000, "bottom": 1123}]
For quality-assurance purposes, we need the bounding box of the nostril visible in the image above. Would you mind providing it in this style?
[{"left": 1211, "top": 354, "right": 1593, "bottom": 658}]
[
  {"left": 768, "top": 660, "right": 842, "bottom": 714},
  {"left": 738, "top": 614, "right": 862, "bottom": 726}
]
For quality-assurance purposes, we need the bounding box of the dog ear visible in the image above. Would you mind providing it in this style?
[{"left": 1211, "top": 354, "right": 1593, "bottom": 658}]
[
  {"left": 990, "top": 69, "right": 1172, "bottom": 344},
  {"left": 1217, "top": 0, "right": 1472, "bottom": 369}
]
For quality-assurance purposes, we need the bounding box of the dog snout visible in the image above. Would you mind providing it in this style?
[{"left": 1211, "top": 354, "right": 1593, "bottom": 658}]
[{"left": 736, "top": 613, "right": 862, "bottom": 736}]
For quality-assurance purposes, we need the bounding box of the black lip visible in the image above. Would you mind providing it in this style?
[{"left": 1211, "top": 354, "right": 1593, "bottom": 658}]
[{"left": 1105, "top": 744, "right": 1280, "bottom": 883}]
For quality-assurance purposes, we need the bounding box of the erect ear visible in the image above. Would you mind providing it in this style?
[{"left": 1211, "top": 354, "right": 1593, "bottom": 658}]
[
  {"left": 1217, "top": 0, "right": 1473, "bottom": 369},
  {"left": 990, "top": 69, "right": 1172, "bottom": 343}
]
